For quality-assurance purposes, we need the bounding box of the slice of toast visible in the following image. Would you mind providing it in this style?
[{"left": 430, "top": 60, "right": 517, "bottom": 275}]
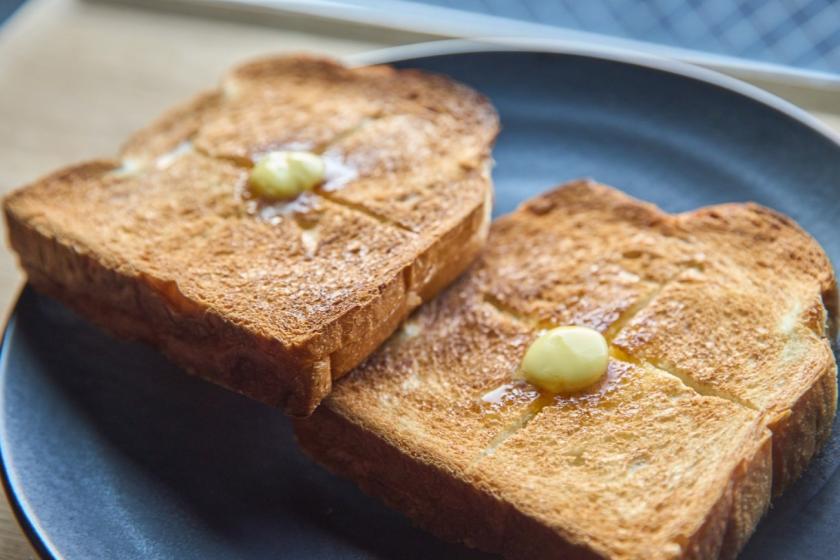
[
  {"left": 294, "top": 181, "right": 836, "bottom": 558},
  {"left": 3, "top": 55, "right": 498, "bottom": 415}
]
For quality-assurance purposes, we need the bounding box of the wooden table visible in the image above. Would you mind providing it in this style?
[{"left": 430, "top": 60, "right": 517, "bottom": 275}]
[{"left": 0, "top": 1, "right": 838, "bottom": 557}]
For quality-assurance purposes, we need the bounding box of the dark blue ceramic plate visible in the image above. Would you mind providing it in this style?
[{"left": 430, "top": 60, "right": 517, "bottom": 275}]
[{"left": 2, "top": 44, "right": 840, "bottom": 559}]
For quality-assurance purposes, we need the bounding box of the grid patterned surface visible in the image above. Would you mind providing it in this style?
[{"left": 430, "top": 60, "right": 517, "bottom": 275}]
[{"left": 419, "top": 0, "right": 840, "bottom": 74}]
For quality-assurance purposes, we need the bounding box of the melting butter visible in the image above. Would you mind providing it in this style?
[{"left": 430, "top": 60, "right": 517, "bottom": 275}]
[
  {"left": 520, "top": 326, "right": 608, "bottom": 393},
  {"left": 249, "top": 151, "right": 325, "bottom": 200}
]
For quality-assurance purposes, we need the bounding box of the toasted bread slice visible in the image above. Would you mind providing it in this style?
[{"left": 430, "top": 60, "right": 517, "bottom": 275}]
[
  {"left": 295, "top": 181, "right": 836, "bottom": 558},
  {"left": 3, "top": 55, "right": 498, "bottom": 415}
]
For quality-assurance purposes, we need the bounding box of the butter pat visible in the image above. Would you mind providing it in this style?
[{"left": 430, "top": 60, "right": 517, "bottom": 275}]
[
  {"left": 249, "top": 151, "right": 325, "bottom": 199},
  {"left": 521, "top": 326, "right": 608, "bottom": 393}
]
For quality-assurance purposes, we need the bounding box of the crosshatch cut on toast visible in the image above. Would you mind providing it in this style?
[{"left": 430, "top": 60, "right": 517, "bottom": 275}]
[
  {"left": 3, "top": 55, "right": 499, "bottom": 416},
  {"left": 295, "top": 181, "right": 837, "bottom": 559}
]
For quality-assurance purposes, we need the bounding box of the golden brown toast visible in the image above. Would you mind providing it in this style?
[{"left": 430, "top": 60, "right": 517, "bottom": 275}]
[
  {"left": 295, "top": 181, "right": 837, "bottom": 558},
  {"left": 3, "top": 55, "right": 498, "bottom": 415}
]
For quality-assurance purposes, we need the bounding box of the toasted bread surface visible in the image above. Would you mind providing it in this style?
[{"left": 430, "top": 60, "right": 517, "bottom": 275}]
[
  {"left": 295, "top": 181, "right": 836, "bottom": 558},
  {"left": 4, "top": 55, "right": 498, "bottom": 415}
]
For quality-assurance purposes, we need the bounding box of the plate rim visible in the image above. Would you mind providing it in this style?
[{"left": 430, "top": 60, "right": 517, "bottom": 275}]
[
  {"left": 3, "top": 41, "right": 840, "bottom": 560},
  {"left": 0, "top": 301, "right": 56, "bottom": 560},
  {"left": 347, "top": 38, "right": 840, "bottom": 150}
]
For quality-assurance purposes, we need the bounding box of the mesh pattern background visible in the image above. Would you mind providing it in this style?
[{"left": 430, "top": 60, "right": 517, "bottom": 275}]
[{"left": 418, "top": 0, "right": 840, "bottom": 74}]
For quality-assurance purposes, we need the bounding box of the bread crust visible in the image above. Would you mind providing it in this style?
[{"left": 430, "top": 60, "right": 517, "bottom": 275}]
[
  {"left": 717, "top": 428, "right": 773, "bottom": 560},
  {"left": 295, "top": 406, "right": 605, "bottom": 559},
  {"left": 295, "top": 403, "right": 772, "bottom": 560},
  {"left": 765, "top": 349, "right": 837, "bottom": 494},
  {"left": 3, "top": 55, "right": 499, "bottom": 415}
]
